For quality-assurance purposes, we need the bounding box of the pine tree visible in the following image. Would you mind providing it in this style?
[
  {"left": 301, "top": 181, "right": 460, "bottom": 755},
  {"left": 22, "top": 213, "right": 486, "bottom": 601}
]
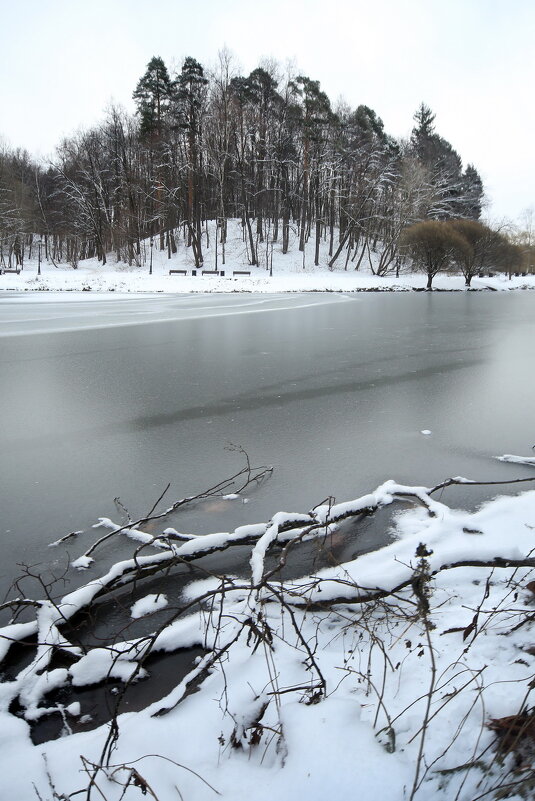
[
  {"left": 228, "top": 74, "right": 259, "bottom": 265},
  {"left": 247, "top": 67, "right": 280, "bottom": 241},
  {"left": 173, "top": 57, "right": 208, "bottom": 268},
  {"left": 290, "top": 76, "right": 333, "bottom": 256},
  {"left": 354, "top": 105, "right": 386, "bottom": 141},
  {"left": 133, "top": 56, "right": 172, "bottom": 139}
]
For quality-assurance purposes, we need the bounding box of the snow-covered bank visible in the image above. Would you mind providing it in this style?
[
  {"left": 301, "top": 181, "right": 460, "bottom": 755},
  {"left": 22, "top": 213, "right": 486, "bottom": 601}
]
[
  {"left": 3, "top": 267, "right": 534, "bottom": 294},
  {"left": 2, "top": 221, "right": 534, "bottom": 294},
  {"left": 1, "top": 459, "right": 535, "bottom": 801}
]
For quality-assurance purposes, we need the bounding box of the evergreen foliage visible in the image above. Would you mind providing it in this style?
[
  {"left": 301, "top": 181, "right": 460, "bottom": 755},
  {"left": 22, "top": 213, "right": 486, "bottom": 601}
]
[{"left": 133, "top": 56, "right": 172, "bottom": 138}]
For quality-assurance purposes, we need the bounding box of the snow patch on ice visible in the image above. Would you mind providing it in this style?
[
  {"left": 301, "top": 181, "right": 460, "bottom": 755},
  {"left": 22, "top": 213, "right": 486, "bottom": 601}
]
[
  {"left": 130, "top": 594, "right": 168, "bottom": 619},
  {"left": 497, "top": 453, "right": 535, "bottom": 466},
  {"left": 71, "top": 555, "right": 94, "bottom": 570}
]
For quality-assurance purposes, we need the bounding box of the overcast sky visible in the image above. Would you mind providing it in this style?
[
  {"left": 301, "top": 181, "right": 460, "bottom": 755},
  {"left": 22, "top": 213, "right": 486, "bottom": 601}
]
[{"left": 1, "top": 0, "right": 533, "bottom": 222}]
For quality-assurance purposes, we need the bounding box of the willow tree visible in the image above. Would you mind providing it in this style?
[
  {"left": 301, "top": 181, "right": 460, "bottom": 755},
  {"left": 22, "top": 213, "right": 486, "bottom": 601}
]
[
  {"left": 448, "top": 219, "right": 498, "bottom": 286},
  {"left": 400, "top": 220, "right": 470, "bottom": 289}
]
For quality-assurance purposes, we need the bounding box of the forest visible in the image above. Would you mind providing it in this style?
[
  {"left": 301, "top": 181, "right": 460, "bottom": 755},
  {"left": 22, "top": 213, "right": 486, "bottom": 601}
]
[{"left": 0, "top": 52, "right": 531, "bottom": 278}]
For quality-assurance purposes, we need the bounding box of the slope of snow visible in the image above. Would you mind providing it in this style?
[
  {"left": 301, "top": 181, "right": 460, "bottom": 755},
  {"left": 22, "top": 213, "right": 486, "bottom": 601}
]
[{"left": 2, "top": 220, "right": 534, "bottom": 293}]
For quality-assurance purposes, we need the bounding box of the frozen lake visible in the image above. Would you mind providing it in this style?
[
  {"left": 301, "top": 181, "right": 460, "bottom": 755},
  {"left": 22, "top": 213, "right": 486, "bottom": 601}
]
[{"left": 0, "top": 291, "right": 534, "bottom": 599}]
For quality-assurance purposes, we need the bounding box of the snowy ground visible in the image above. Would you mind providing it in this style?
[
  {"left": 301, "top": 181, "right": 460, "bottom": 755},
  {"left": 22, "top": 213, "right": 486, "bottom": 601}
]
[
  {"left": 1, "top": 221, "right": 534, "bottom": 294},
  {"left": 1, "top": 458, "right": 535, "bottom": 800}
]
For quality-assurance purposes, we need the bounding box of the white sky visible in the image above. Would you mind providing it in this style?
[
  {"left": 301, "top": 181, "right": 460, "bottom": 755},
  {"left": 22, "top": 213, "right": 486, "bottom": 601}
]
[{"left": 1, "top": 0, "right": 533, "bottom": 222}]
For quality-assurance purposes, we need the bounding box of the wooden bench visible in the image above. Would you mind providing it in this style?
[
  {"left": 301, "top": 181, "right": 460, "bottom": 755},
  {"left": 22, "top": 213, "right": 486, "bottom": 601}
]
[
  {"left": 1, "top": 268, "right": 21, "bottom": 275},
  {"left": 232, "top": 271, "right": 251, "bottom": 276},
  {"left": 169, "top": 269, "right": 187, "bottom": 276},
  {"left": 201, "top": 270, "right": 225, "bottom": 276}
]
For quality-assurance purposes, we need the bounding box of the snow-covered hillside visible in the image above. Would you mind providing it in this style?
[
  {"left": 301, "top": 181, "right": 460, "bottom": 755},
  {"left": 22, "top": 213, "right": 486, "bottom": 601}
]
[{"left": 1, "top": 220, "right": 534, "bottom": 293}]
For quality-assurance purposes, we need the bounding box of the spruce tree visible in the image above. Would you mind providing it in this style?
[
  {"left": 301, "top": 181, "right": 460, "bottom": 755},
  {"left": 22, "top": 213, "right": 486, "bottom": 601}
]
[
  {"left": 411, "top": 103, "right": 436, "bottom": 143},
  {"left": 461, "top": 164, "right": 484, "bottom": 220}
]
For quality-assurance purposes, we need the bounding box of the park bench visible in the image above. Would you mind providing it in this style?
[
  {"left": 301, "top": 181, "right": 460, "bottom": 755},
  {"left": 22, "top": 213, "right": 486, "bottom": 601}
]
[
  {"left": 201, "top": 270, "right": 225, "bottom": 276},
  {"left": 169, "top": 269, "right": 188, "bottom": 276},
  {"left": 232, "top": 271, "right": 251, "bottom": 276},
  {"left": 1, "top": 268, "right": 21, "bottom": 275}
]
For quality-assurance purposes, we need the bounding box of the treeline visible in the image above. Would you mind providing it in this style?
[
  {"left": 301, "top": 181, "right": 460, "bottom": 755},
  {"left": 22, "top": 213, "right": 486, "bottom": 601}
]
[{"left": 0, "top": 51, "right": 528, "bottom": 274}]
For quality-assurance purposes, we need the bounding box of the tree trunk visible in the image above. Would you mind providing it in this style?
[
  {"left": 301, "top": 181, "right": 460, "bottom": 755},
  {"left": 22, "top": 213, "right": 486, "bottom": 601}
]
[
  {"left": 298, "top": 137, "right": 309, "bottom": 252},
  {"left": 328, "top": 226, "right": 352, "bottom": 270}
]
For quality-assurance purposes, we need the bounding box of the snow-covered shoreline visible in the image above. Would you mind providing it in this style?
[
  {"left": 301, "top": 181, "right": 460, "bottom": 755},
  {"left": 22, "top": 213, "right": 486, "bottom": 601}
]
[
  {"left": 2, "top": 221, "right": 534, "bottom": 295},
  {"left": 1, "top": 267, "right": 534, "bottom": 295},
  {"left": 2, "top": 461, "right": 535, "bottom": 800}
]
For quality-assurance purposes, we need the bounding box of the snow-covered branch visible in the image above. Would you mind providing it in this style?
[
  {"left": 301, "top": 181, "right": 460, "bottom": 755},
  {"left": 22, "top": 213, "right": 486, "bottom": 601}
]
[{"left": 2, "top": 458, "right": 535, "bottom": 801}]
